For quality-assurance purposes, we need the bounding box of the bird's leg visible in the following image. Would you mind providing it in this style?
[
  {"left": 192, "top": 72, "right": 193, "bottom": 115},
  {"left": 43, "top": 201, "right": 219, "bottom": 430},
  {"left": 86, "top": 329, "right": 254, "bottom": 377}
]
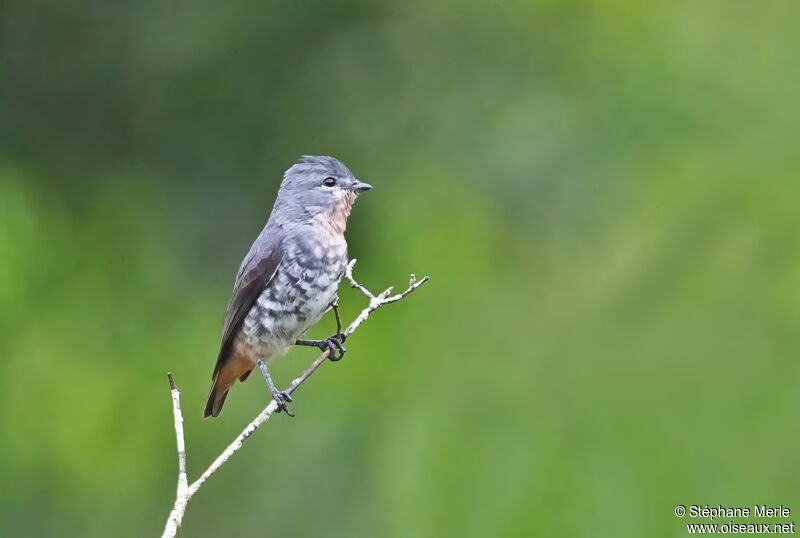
[
  {"left": 326, "top": 301, "right": 347, "bottom": 360},
  {"left": 294, "top": 302, "right": 347, "bottom": 361},
  {"left": 257, "top": 359, "right": 293, "bottom": 416},
  {"left": 295, "top": 337, "right": 346, "bottom": 361},
  {"left": 330, "top": 301, "right": 345, "bottom": 341}
]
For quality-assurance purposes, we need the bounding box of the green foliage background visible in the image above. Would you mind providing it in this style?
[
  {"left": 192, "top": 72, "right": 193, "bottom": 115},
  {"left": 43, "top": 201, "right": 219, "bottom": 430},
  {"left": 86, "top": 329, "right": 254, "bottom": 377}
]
[{"left": 1, "top": 1, "right": 799, "bottom": 536}]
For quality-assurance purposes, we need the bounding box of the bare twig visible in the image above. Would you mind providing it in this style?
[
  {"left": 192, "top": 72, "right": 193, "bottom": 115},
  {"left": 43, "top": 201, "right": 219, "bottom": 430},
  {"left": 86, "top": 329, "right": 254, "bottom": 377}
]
[
  {"left": 161, "top": 260, "right": 428, "bottom": 538},
  {"left": 162, "top": 373, "right": 189, "bottom": 537}
]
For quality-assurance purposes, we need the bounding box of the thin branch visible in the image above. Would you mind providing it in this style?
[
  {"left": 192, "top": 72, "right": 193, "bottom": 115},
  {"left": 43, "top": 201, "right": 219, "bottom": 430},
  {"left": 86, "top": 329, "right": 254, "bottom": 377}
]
[
  {"left": 342, "top": 259, "right": 429, "bottom": 337},
  {"left": 162, "top": 373, "right": 188, "bottom": 538},
  {"left": 345, "top": 258, "right": 375, "bottom": 299},
  {"left": 161, "top": 261, "right": 429, "bottom": 538}
]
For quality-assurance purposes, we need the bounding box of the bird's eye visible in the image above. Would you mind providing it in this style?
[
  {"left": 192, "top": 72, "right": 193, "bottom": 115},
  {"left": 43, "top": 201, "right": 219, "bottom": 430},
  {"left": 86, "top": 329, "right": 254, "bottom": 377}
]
[{"left": 322, "top": 177, "right": 337, "bottom": 187}]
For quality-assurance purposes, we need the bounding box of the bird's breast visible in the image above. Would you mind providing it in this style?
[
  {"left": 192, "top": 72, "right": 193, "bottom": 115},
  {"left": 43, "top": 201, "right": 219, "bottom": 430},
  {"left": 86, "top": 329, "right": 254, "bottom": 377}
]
[{"left": 239, "top": 230, "right": 348, "bottom": 357}]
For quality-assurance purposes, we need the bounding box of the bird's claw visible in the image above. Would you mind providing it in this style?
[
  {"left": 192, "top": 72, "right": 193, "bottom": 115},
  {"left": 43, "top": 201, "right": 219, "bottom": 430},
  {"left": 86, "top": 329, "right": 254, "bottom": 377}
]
[
  {"left": 272, "top": 390, "right": 294, "bottom": 417},
  {"left": 325, "top": 334, "right": 347, "bottom": 362},
  {"left": 294, "top": 333, "right": 346, "bottom": 361}
]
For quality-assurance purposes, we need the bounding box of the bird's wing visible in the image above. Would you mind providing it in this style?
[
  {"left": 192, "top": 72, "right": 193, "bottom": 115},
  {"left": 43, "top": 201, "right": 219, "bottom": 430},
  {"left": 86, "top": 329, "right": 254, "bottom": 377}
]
[{"left": 211, "top": 230, "right": 284, "bottom": 379}]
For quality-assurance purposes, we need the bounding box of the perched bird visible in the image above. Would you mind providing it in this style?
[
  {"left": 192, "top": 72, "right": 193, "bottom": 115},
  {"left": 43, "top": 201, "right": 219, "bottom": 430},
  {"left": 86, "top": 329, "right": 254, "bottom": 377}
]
[{"left": 204, "top": 156, "right": 372, "bottom": 418}]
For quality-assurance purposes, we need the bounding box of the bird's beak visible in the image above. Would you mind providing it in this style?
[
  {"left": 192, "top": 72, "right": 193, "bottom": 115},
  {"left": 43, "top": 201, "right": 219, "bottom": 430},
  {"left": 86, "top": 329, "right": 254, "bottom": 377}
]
[{"left": 351, "top": 181, "right": 373, "bottom": 193}]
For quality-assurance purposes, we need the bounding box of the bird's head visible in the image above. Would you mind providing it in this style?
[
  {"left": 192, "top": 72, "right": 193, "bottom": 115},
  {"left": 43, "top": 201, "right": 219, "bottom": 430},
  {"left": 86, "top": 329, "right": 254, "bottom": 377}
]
[{"left": 275, "top": 156, "right": 372, "bottom": 228}]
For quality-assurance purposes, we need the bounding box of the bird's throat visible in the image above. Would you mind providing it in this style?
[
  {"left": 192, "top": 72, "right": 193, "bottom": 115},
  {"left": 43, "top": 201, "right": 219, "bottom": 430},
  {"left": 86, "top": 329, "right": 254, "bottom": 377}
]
[{"left": 322, "top": 192, "right": 355, "bottom": 234}]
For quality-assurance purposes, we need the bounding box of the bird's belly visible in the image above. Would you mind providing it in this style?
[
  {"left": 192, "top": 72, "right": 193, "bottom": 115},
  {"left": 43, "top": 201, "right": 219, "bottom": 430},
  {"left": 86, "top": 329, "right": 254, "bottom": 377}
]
[{"left": 239, "top": 264, "right": 343, "bottom": 359}]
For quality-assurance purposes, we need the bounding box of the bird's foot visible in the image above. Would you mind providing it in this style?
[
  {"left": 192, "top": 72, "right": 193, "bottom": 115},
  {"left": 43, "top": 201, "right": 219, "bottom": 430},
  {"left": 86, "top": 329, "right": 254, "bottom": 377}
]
[
  {"left": 295, "top": 333, "right": 347, "bottom": 361},
  {"left": 272, "top": 389, "right": 294, "bottom": 416},
  {"left": 324, "top": 333, "right": 347, "bottom": 362},
  {"left": 258, "top": 359, "right": 294, "bottom": 417}
]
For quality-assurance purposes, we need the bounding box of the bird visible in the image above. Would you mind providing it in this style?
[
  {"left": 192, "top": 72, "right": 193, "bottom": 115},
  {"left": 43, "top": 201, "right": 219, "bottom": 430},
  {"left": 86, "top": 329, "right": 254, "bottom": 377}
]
[{"left": 204, "top": 156, "right": 373, "bottom": 418}]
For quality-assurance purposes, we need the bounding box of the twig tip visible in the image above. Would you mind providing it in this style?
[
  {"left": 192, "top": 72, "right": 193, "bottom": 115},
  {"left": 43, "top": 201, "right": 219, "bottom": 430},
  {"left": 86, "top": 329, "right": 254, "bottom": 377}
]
[{"left": 167, "top": 372, "right": 177, "bottom": 391}]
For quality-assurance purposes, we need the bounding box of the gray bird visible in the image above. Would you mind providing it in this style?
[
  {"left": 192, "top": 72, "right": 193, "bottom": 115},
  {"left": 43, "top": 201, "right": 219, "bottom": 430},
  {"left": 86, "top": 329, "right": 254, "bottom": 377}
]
[{"left": 204, "top": 156, "right": 372, "bottom": 418}]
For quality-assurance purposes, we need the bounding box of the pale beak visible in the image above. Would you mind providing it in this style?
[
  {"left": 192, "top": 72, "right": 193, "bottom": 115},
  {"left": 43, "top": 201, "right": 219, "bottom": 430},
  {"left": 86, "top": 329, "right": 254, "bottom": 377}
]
[{"left": 352, "top": 181, "right": 373, "bottom": 193}]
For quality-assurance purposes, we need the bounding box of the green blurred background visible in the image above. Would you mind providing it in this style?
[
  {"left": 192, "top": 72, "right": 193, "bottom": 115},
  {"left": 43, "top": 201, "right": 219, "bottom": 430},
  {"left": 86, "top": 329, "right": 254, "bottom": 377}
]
[{"left": 1, "top": 1, "right": 799, "bottom": 536}]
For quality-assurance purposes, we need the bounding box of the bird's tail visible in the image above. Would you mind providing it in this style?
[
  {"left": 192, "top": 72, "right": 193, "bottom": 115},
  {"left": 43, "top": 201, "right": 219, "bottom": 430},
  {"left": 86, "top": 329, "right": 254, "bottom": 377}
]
[
  {"left": 204, "top": 354, "right": 254, "bottom": 418},
  {"left": 204, "top": 375, "right": 231, "bottom": 418}
]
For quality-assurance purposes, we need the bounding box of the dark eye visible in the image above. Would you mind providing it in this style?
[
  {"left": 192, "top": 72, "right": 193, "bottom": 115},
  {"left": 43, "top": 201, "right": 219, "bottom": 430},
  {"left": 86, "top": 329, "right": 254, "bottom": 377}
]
[{"left": 322, "top": 177, "right": 336, "bottom": 187}]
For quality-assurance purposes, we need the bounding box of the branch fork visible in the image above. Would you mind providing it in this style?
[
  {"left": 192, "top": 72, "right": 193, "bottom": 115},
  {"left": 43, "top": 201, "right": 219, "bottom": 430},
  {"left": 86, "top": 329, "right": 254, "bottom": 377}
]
[{"left": 161, "top": 260, "right": 428, "bottom": 538}]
